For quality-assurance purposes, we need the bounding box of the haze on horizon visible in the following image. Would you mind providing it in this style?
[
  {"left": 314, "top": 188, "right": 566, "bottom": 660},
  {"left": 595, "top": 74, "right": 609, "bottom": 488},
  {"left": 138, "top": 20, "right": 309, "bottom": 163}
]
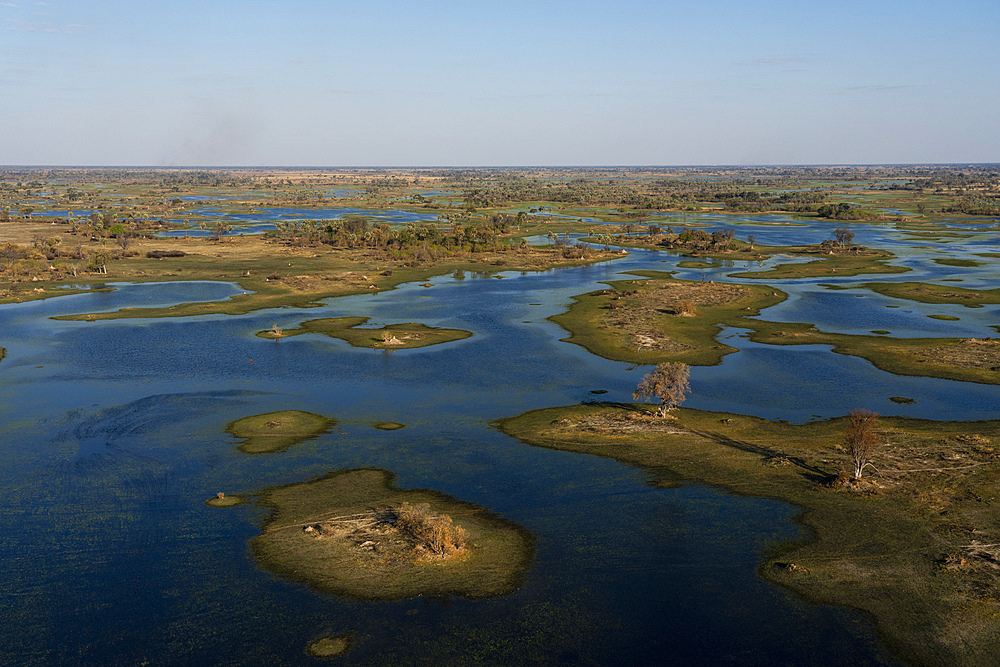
[{"left": 2, "top": 0, "right": 997, "bottom": 167}]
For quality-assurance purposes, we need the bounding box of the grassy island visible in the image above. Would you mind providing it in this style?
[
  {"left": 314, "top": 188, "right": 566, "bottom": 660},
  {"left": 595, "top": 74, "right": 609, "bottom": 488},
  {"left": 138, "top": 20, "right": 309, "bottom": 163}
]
[
  {"left": 205, "top": 492, "right": 243, "bottom": 508},
  {"left": 861, "top": 282, "right": 1000, "bottom": 307},
  {"left": 743, "top": 320, "right": 1000, "bottom": 385},
  {"left": 550, "top": 272, "right": 1000, "bottom": 384},
  {"left": 257, "top": 316, "right": 472, "bottom": 349},
  {"left": 226, "top": 410, "right": 335, "bottom": 454},
  {"left": 728, "top": 248, "right": 909, "bottom": 280},
  {"left": 250, "top": 468, "right": 535, "bottom": 601},
  {"left": 497, "top": 403, "right": 1000, "bottom": 666},
  {"left": 306, "top": 634, "right": 352, "bottom": 659},
  {"left": 550, "top": 271, "right": 787, "bottom": 365}
]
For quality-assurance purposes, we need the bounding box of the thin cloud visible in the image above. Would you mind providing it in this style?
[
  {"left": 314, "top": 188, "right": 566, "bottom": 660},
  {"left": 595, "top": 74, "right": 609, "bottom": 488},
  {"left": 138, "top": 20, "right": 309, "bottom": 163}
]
[
  {"left": 844, "top": 84, "right": 919, "bottom": 93},
  {"left": 744, "top": 56, "right": 806, "bottom": 67}
]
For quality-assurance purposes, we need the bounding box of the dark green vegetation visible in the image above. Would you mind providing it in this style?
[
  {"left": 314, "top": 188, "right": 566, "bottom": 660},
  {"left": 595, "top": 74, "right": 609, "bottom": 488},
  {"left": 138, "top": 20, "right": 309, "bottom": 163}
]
[
  {"left": 497, "top": 403, "right": 1000, "bottom": 666},
  {"left": 250, "top": 469, "right": 535, "bottom": 601},
  {"left": 257, "top": 316, "right": 472, "bottom": 349},
  {"left": 226, "top": 410, "right": 336, "bottom": 454}
]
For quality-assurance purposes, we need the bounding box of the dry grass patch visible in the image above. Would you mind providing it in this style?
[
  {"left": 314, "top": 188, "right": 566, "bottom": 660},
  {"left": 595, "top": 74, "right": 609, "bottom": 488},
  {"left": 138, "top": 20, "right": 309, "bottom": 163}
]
[{"left": 251, "top": 469, "right": 534, "bottom": 601}]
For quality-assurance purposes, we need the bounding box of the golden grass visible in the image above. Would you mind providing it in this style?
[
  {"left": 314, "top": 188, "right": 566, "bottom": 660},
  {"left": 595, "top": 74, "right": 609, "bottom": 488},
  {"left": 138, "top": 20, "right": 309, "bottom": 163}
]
[{"left": 250, "top": 469, "right": 535, "bottom": 601}]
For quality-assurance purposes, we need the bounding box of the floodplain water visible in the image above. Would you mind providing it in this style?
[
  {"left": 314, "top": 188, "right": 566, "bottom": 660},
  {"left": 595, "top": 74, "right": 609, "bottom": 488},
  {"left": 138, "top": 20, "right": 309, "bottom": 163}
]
[{"left": 2, "top": 214, "right": 998, "bottom": 664}]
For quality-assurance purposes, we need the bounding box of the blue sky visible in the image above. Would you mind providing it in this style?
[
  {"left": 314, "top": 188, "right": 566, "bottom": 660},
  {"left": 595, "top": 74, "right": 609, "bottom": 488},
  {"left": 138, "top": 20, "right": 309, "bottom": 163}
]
[{"left": 2, "top": 0, "right": 997, "bottom": 166}]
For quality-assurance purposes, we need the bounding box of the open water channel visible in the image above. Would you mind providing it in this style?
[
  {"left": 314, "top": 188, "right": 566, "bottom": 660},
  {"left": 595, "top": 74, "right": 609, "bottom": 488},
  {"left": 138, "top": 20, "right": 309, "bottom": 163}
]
[{"left": 1, "top": 214, "right": 998, "bottom": 664}]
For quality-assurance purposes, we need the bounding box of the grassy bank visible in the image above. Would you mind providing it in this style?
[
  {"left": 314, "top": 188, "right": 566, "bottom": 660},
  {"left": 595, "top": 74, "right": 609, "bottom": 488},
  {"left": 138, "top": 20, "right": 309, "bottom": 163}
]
[
  {"left": 496, "top": 402, "right": 1000, "bottom": 666},
  {"left": 250, "top": 468, "right": 535, "bottom": 601}
]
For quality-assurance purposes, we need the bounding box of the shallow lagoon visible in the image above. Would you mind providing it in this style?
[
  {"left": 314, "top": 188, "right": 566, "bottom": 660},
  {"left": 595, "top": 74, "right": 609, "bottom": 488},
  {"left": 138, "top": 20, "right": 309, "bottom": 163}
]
[{"left": 2, "top": 215, "right": 998, "bottom": 664}]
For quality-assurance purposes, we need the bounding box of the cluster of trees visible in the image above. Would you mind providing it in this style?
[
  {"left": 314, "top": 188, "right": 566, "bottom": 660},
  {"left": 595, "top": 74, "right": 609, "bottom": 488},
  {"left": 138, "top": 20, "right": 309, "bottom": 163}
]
[
  {"left": 0, "top": 238, "right": 110, "bottom": 279},
  {"left": 816, "top": 203, "right": 885, "bottom": 221},
  {"left": 269, "top": 217, "right": 533, "bottom": 263},
  {"left": 664, "top": 228, "right": 739, "bottom": 253},
  {"left": 942, "top": 196, "right": 1000, "bottom": 216}
]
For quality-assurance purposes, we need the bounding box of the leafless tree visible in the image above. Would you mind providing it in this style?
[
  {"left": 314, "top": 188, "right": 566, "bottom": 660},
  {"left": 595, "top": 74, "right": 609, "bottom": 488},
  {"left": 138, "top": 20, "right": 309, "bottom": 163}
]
[
  {"left": 845, "top": 408, "right": 881, "bottom": 479},
  {"left": 634, "top": 362, "right": 691, "bottom": 417}
]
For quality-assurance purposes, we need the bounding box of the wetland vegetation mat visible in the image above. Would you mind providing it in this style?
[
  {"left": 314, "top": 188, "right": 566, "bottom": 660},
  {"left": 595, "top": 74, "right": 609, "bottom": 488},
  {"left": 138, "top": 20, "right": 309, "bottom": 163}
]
[
  {"left": 250, "top": 469, "right": 535, "bottom": 601},
  {"left": 497, "top": 403, "right": 1000, "bottom": 667},
  {"left": 257, "top": 316, "right": 472, "bottom": 349},
  {"left": 226, "top": 410, "right": 336, "bottom": 454}
]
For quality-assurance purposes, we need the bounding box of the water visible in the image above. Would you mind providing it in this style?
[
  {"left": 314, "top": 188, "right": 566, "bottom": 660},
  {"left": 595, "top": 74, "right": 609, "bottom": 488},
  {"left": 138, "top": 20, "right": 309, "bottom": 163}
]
[{"left": 3, "top": 213, "right": 997, "bottom": 664}]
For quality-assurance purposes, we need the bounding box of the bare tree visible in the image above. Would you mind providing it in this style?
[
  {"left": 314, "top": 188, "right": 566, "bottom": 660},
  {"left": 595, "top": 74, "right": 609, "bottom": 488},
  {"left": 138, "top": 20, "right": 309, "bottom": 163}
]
[
  {"left": 634, "top": 362, "right": 691, "bottom": 417},
  {"left": 845, "top": 408, "right": 881, "bottom": 479}
]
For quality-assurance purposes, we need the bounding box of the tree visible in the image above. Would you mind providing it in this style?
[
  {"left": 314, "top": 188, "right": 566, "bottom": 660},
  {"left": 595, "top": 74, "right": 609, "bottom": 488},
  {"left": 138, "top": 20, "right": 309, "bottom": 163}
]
[
  {"left": 634, "top": 362, "right": 690, "bottom": 417},
  {"left": 833, "top": 228, "right": 855, "bottom": 247},
  {"left": 845, "top": 408, "right": 881, "bottom": 480},
  {"left": 211, "top": 221, "right": 232, "bottom": 241}
]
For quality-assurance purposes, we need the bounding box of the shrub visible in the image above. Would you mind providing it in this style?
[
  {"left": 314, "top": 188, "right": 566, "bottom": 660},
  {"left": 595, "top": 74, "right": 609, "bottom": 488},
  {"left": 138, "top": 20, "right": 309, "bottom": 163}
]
[
  {"left": 146, "top": 250, "right": 186, "bottom": 258},
  {"left": 675, "top": 299, "right": 696, "bottom": 316},
  {"left": 395, "top": 502, "right": 467, "bottom": 558}
]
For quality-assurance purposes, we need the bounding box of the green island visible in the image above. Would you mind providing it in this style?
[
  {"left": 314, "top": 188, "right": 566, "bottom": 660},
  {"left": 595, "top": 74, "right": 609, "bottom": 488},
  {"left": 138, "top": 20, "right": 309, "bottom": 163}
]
[
  {"left": 932, "top": 257, "right": 982, "bottom": 268},
  {"left": 373, "top": 421, "right": 406, "bottom": 430},
  {"left": 497, "top": 403, "right": 1000, "bottom": 665},
  {"left": 205, "top": 492, "right": 244, "bottom": 508},
  {"left": 306, "top": 634, "right": 353, "bottom": 659},
  {"left": 257, "top": 316, "right": 472, "bottom": 349},
  {"left": 727, "top": 248, "right": 909, "bottom": 280},
  {"left": 226, "top": 410, "right": 336, "bottom": 454},
  {"left": 250, "top": 468, "right": 535, "bottom": 601},
  {"left": 861, "top": 282, "right": 1000, "bottom": 307},
  {"left": 550, "top": 272, "right": 786, "bottom": 365},
  {"left": 742, "top": 320, "right": 1000, "bottom": 385},
  {"left": 551, "top": 271, "right": 1000, "bottom": 384}
]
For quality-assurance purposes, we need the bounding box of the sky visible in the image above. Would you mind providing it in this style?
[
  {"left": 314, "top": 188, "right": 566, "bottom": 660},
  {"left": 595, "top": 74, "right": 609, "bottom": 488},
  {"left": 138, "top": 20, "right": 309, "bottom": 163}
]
[{"left": 1, "top": 0, "right": 998, "bottom": 166}]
